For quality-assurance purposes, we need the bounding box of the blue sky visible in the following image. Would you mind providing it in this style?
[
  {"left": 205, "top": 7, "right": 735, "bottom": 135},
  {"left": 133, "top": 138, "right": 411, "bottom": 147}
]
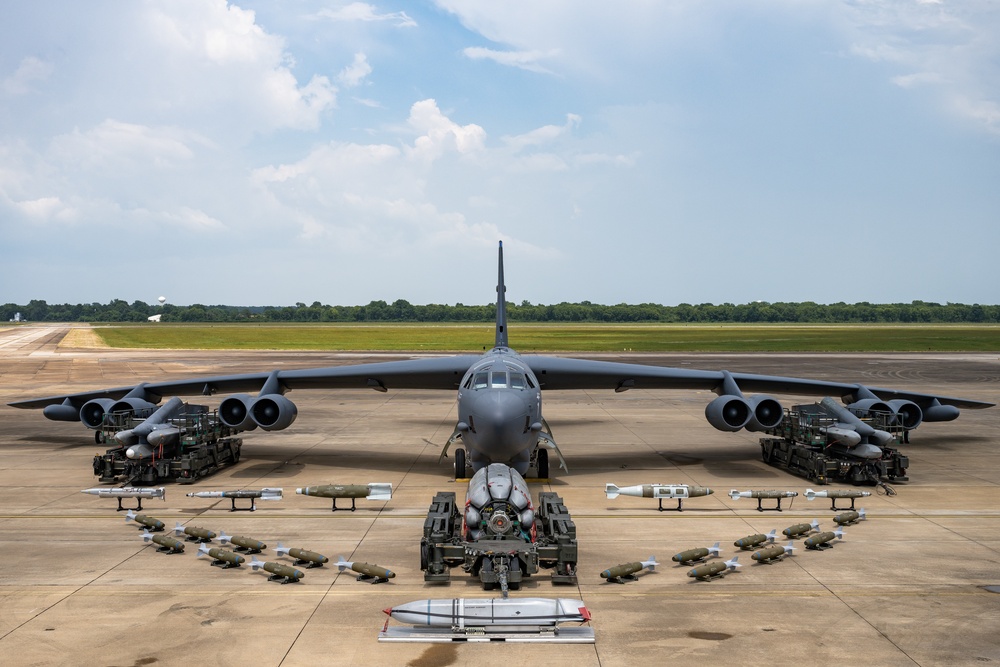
[{"left": 1, "top": 1, "right": 998, "bottom": 307}]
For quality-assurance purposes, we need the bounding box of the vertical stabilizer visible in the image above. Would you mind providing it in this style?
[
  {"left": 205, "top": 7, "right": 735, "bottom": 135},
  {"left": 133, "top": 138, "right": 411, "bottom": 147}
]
[{"left": 495, "top": 241, "right": 508, "bottom": 348}]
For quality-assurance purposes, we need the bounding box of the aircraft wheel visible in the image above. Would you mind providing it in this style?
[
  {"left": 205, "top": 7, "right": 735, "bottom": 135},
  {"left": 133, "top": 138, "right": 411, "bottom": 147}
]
[
  {"left": 95, "top": 430, "right": 105, "bottom": 445},
  {"left": 455, "top": 448, "right": 466, "bottom": 479},
  {"left": 536, "top": 449, "right": 549, "bottom": 479},
  {"left": 419, "top": 541, "right": 429, "bottom": 571}
]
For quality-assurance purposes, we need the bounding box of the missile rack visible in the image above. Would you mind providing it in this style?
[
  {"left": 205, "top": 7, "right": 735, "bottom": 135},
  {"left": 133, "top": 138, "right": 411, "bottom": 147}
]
[
  {"left": 759, "top": 402, "right": 909, "bottom": 485},
  {"left": 420, "top": 490, "right": 578, "bottom": 595},
  {"left": 92, "top": 404, "right": 242, "bottom": 485}
]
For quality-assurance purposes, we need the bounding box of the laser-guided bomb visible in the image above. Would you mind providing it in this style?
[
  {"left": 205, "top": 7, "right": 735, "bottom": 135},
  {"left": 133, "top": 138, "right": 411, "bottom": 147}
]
[{"left": 605, "top": 483, "right": 713, "bottom": 511}]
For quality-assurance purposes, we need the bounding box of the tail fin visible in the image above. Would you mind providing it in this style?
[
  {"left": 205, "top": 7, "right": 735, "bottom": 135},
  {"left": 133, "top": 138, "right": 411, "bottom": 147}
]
[
  {"left": 725, "top": 556, "right": 741, "bottom": 571},
  {"left": 275, "top": 542, "right": 289, "bottom": 557},
  {"left": 248, "top": 557, "right": 265, "bottom": 571},
  {"left": 336, "top": 556, "right": 350, "bottom": 572},
  {"left": 709, "top": 542, "right": 721, "bottom": 556},
  {"left": 495, "top": 241, "right": 508, "bottom": 349},
  {"left": 643, "top": 556, "right": 659, "bottom": 571},
  {"left": 765, "top": 529, "right": 777, "bottom": 543},
  {"left": 859, "top": 508, "right": 867, "bottom": 521},
  {"left": 805, "top": 488, "right": 817, "bottom": 500},
  {"left": 605, "top": 483, "right": 620, "bottom": 499},
  {"left": 219, "top": 531, "right": 231, "bottom": 544}
]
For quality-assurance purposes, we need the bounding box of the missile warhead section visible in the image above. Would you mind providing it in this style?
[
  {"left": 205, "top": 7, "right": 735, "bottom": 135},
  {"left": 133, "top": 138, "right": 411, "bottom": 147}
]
[
  {"left": 125, "top": 510, "right": 164, "bottom": 532},
  {"left": 336, "top": 556, "right": 395, "bottom": 583},
  {"left": 140, "top": 531, "right": 184, "bottom": 553},
  {"left": 249, "top": 557, "right": 303, "bottom": 584},
  {"left": 804, "top": 528, "right": 845, "bottom": 550},
  {"left": 672, "top": 542, "right": 720, "bottom": 565},
  {"left": 605, "top": 483, "right": 713, "bottom": 511},
  {"left": 198, "top": 543, "right": 245, "bottom": 568},
  {"left": 687, "top": 557, "right": 740, "bottom": 580},
  {"left": 383, "top": 598, "right": 591, "bottom": 628},
  {"left": 174, "top": 522, "right": 216, "bottom": 542},
  {"left": 295, "top": 483, "right": 392, "bottom": 511},
  {"left": 276, "top": 543, "right": 329, "bottom": 567},
  {"left": 734, "top": 529, "right": 777, "bottom": 550},
  {"left": 600, "top": 556, "right": 659, "bottom": 583},
  {"left": 219, "top": 532, "right": 267, "bottom": 553},
  {"left": 783, "top": 519, "right": 821, "bottom": 538},
  {"left": 751, "top": 542, "right": 796, "bottom": 563},
  {"left": 464, "top": 463, "right": 534, "bottom": 541},
  {"left": 833, "top": 508, "right": 867, "bottom": 526},
  {"left": 805, "top": 488, "right": 873, "bottom": 510}
]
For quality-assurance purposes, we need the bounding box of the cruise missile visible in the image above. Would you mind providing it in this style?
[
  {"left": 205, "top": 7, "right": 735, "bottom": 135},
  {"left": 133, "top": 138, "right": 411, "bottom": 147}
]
[
  {"left": 751, "top": 542, "right": 796, "bottom": 564},
  {"left": 783, "top": 519, "right": 820, "bottom": 538},
  {"left": 125, "top": 510, "right": 164, "bottom": 532},
  {"left": 82, "top": 486, "right": 165, "bottom": 511},
  {"left": 173, "top": 522, "right": 216, "bottom": 542},
  {"left": 336, "top": 556, "right": 395, "bottom": 583},
  {"left": 140, "top": 530, "right": 184, "bottom": 553},
  {"left": 819, "top": 397, "right": 894, "bottom": 454},
  {"left": 805, "top": 488, "right": 872, "bottom": 510},
  {"left": 219, "top": 532, "right": 267, "bottom": 553},
  {"left": 295, "top": 483, "right": 393, "bottom": 511},
  {"left": 804, "top": 528, "right": 845, "bottom": 550},
  {"left": 198, "top": 543, "right": 245, "bottom": 568},
  {"left": 687, "top": 557, "right": 740, "bottom": 580},
  {"left": 734, "top": 529, "right": 778, "bottom": 550},
  {"left": 186, "top": 488, "right": 283, "bottom": 511},
  {"left": 276, "top": 543, "right": 328, "bottom": 567},
  {"left": 604, "top": 483, "right": 713, "bottom": 511},
  {"left": 672, "top": 542, "right": 720, "bottom": 565},
  {"left": 600, "top": 556, "right": 659, "bottom": 583},
  {"left": 249, "top": 557, "right": 303, "bottom": 583},
  {"left": 114, "top": 396, "right": 185, "bottom": 459},
  {"left": 728, "top": 489, "right": 799, "bottom": 511},
  {"left": 383, "top": 598, "right": 591, "bottom": 628},
  {"left": 833, "top": 508, "right": 867, "bottom": 526}
]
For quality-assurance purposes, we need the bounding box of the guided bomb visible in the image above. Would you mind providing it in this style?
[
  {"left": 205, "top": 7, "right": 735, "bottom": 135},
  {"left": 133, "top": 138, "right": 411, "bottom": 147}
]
[
  {"left": 126, "top": 510, "right": 164, "bottom": 532},
  {"left": 734, "top": 530, "right": 777, "bottom": 550},
  {"left": 219, "top": 532, "right": 267, "bottom": 553},
  {"left": 186, "top": 488, "right": 282, "bottom": 511},
  {"left": 687, "top": 557, "right": 740, "bottom": 580},
  {"left": 198, "top": 544, "right": 245, "bottom": 568},
  {"left": 174, "top": 522, "right": 216, "bottom": 542},
  {"left": 336, "top": 556, "right": 395, "bottom": 583},
  {"left": 295, "top": 483, "right": 392, "bottom": 511},
  {"left": 605, "top": 483, "right": 713, "bottom": 511},
  {"left": 672, "top": 542, "right": 720, "bottom": 565},
  {"left": 783, "top": 520, "right": 820, "bottom": 538},
  {"left": 806, "top": 488, "right": 872, "bottom": 510},
  {"left": 600, "top": 556, "right": 658, "bottom": 583},
  {"left": 140, "top": 531, "right": 184, "bottom": 553},
  {"left": 751, "top": 542, "right": 795, "bottom": 563},
  {"left": 277, "top": 543, "right": 328, "bottom": 567},
  {"left": 833, "top": 508, "right": 867, "bottom": 526},
  {"left": 804, "top": 528, "right": 844, "bottom": 550},
  {"left": 249, "top": 557, "right": 303, "bottom": 583},
  {"left": 729, "top": 489, "right": 798, "bottom": 511}
]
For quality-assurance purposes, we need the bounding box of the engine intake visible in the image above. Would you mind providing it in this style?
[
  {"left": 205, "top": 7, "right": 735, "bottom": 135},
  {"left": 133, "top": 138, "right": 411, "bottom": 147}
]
[
  {"left": 746, "top": 395, "right": 784, "bottom": 432},
  {"left": 251, "top": 394, "right": 298, "bottom": 431},
  {"left": 219, "top": 394, "right": 258, "bottom": 431},
  {"left": 705, "top": 395, "right": 752, "bottom": 432}
]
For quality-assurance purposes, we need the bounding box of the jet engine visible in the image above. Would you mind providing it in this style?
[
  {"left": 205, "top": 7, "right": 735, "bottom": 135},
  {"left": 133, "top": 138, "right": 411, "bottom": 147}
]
[
  {"left": 847, "top": 398, "right": 922, "bottom": 429},
  {"left": 219, "top": 394, "right": 258, "bottom": 430},
  {"left": 705, "top": 395, "right": 752, "bottom": 432},
  {"left": 464, "top": 463, "right": 534, "bottom": 541},
  {"left": 79, "top": 397, "right": 156, "bottom": 429},
  {"left": 745, "top": 395, "right": 784, "bottom": 432},
  {"left": 251, "top": 394, "right": 297, "bottom": 431}
]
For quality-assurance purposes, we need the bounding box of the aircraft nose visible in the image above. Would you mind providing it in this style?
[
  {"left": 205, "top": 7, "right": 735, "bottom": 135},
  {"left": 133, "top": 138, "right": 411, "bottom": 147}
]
[{"left": 468, "top": 390, "right": 532, "bottom": 460}]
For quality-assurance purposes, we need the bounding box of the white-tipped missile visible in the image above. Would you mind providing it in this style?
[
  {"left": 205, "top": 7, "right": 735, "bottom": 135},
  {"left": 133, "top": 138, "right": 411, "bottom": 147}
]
[
  {"left": 805, "top": 488, "right": 871, "bottom": 501},
  {"left": 819, "top": 397, "right": 894, "bottom": 448},
  {"left": 729, "top": 489, "right": 798, "bottom": 500},
  {"left": 187, "top": 488, "right": 282, "bottom": 500},
  {"left": 115, "top": 397, "right": 185, "bottom": 456},
  {"left": 81, "top": 487, "right": 165, "bottom": 500},
  {"left": 383, "top": 598, "right": 591, "bottom": 628}
]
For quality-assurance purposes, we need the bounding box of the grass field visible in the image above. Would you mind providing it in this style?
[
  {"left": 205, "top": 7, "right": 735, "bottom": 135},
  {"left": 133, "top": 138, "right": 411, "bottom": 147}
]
[{"left": 88, "top": 323, "right": 1000, "bottom": 352}]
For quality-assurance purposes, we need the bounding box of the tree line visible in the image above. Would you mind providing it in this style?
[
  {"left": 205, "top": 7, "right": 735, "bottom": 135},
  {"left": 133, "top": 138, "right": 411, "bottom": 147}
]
[{"left": 4, "top": 299, "right": 1000, "bottom": 324}]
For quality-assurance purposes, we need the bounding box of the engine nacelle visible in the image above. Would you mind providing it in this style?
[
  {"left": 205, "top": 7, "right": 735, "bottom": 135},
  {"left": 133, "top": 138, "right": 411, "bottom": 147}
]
[
  {"left": 886, "top": 399, "right": 922, "bottom": 429},
  {"left": 109, "top": 397, "right": 158, "bottom": 415},
  {"left": 847, "top": 398, "right": 893, "bottom": 420},
  {"left": 80, "top": 398, "right": 117, "bottom": 429},
  {"left": 43, "top": 403, "right": 81, "bottom": 422},
  {"left": 705, "top": 395, "right": 752, "bottom": 432},
  {"left": 219, "top": 394, "right": 258, "bottom": 431},
  {"left": 251, "top": 394, "right": 298, "bottom": 431},
  {"left": 923, "top": 403, "right": 960, "bottom": 422},
  {"left": 745, "top": 395, "right": 784, "bottom": 432}
]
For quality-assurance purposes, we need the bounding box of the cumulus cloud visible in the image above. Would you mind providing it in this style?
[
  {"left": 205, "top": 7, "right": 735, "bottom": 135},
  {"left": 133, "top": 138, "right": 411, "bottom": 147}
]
[
  {"left": 316, "top": 2, "right": 417, "bottom": 28},
  {"left": 406, "top": 99, "right": 487, "bottom": 161},
  {"left": 2, "top": 56, "right": 53, "bottom": 96},
  {"left": 338, "top": 53, "right": 372, "bottom": 87}
]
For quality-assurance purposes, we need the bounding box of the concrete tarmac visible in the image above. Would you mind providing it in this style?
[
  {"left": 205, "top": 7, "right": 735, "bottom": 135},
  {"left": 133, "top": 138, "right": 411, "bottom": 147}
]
[{"left": 0, "top": 325, "right": 998, "bottom": 666}]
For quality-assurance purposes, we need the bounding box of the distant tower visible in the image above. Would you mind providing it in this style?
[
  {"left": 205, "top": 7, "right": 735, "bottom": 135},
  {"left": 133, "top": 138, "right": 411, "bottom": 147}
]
[{"left": 158, "top": 296, "right": 166, "bottom": 306}]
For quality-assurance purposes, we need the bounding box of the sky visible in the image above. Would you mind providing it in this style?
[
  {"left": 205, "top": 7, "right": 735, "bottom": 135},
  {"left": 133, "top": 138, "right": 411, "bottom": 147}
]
[{"left": 1, "top": 1, "right": 998, "bottom": 308}]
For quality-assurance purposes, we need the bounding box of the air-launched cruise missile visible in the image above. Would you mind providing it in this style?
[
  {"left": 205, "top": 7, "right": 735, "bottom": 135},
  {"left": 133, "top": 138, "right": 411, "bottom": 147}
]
[
  {"left": 82, "top": 486, "right": 165, "bottom": 511},
  {"left": 173, "top": 522, "right": 216, "bottom": 542},
  {"left": 113, "top": 396, "right": 185, "bottom": 460},
  {"left": 125, "top": 510, "right": 164, "bottom": 532},
  {"left": 687, "top": 557, "right": 740, "bottom": 580},
  {"left": 728, "top": 489, "right": 799, "bottom": 511},
  {"left": 295, "top": 483, "right": 392, "bottom": 511},
  {"left": 600, "top": 556, "right": 659, "bottom": 583},
  {"left": 336, "top": 556, "right": 395, "bottom": 583},
  {"left": 833, "top": 508, "right": 867, "bottom": 526},
  {"left": 219, "top": 532, "right": 267, "bottom": 553},
  {"left": 783, "top": 519, "right": 820, "bottom": 538},
  {"left": 805, "top": 488, "right": 872, "bottom": 510},
  {"left": 819, "top": 397, "right": 894, "bottom": 455},
  {"left": 804, "top": 528, "right": 845, "bottom": 550},
  {"left": 198, "top": 543, "right": 245, "bottom": 568},
  {"left": 604, "top": 483, "right": 713, "bottom": 511},
  {"left": 734, "top": 529, "right": 777, "bottom": 550},
  {"left": 751, "top": 542, "right": 796, "bottom": 564},
  {"left": 672, "top": 542, "right": 720, "bottom": 565},
  {"left": 276, "top": 543, "right": 328, "bottom": 567},
  {"left": 383, "top": 598, "right": 591, "bottom": 628},
  {"left": 249, "top": 557, "right": 303, "bottom": 583},
  {"left": 140, "top": 530, "right": 184, "bottom": 553},
  {"left": 186, "top": 488, "right": 283, "bottom": 511}
]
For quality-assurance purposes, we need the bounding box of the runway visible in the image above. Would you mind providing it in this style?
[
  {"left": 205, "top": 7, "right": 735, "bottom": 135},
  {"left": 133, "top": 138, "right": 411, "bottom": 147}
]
[{"left": 0, "top": 324, "right": 998, "bottom": 666}]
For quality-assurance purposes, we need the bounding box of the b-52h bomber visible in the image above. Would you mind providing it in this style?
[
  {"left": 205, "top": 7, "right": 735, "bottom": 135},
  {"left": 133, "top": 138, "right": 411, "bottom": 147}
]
[{"left": 8, "top": 243, "right": 993, "bottom": 479}]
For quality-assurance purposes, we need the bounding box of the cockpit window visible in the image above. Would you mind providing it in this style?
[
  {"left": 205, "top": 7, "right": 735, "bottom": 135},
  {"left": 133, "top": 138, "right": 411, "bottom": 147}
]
[
  {"left": 491, "top": 371, "right": 508, "bottom": 388},
  {"left": 510, "top": 373, "right": 525, "bottom": 389},
  {"left": 473, "top": 372, "right": 489, "bottom": 389}
]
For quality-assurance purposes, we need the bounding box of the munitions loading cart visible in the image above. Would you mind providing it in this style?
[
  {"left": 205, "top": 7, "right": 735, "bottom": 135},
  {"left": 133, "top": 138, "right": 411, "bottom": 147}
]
[
  {"left": 92, "top": 404, "right": 242, "bottom": 485},
  {"left": 420, "top": 491, "right": 578, "bottom": 596},
  {"left": 759, "top": 402, "right": 908, "bottom": 485}
]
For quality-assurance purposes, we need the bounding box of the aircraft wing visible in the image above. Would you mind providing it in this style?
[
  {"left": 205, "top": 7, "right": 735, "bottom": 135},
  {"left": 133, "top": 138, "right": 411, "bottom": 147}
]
[
  {"left": 520, "top": 355, "right": 995, "bottom": 409},
  {"left": 7, "top": 355, "right": 482, "bottom": 410}
]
